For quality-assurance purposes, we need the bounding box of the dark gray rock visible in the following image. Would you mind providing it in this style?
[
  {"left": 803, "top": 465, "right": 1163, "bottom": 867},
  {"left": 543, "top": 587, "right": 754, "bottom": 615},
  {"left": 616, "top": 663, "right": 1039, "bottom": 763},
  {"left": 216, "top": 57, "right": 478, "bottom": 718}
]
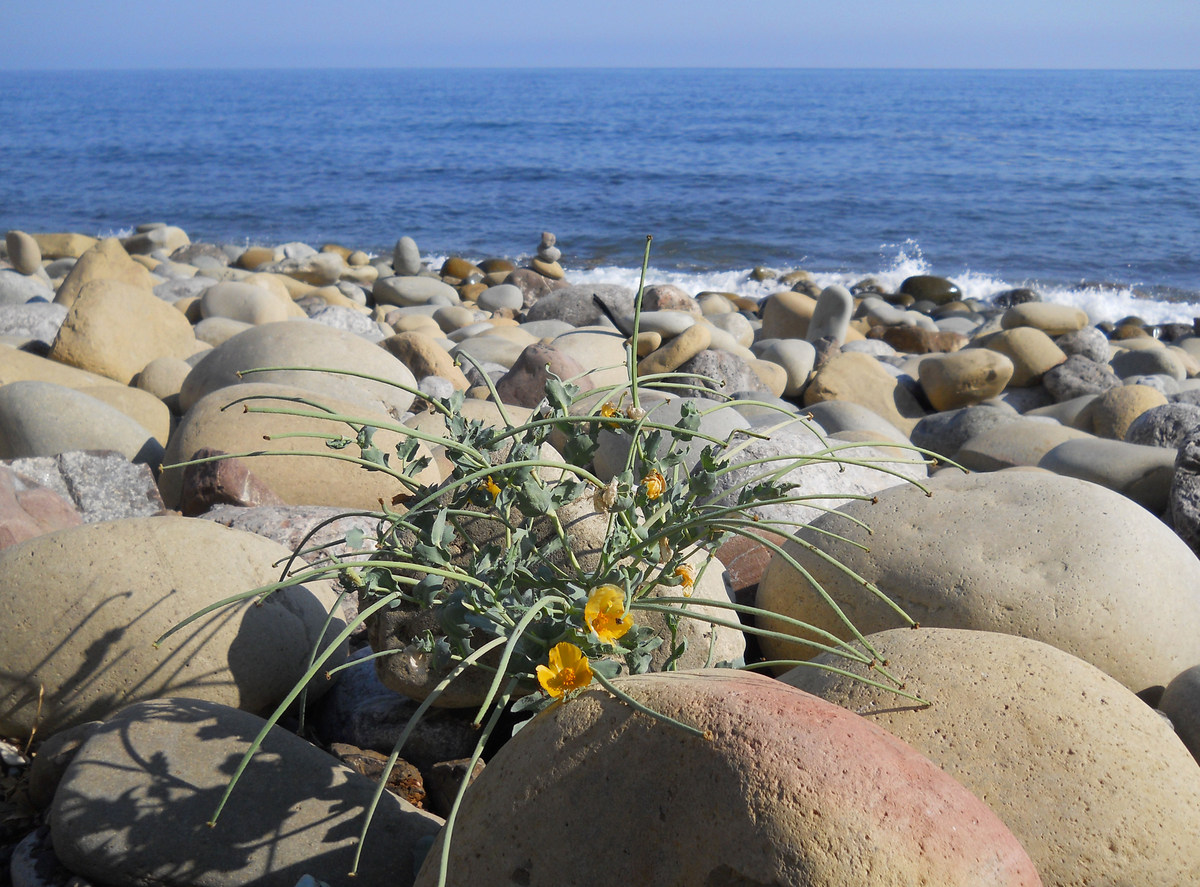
[
  {"left": 522, "top": 283, "right": 634, "bottom": 327},
  {"left": 674, "top": 349, "right": 760, "bottom": 397},
  {"left": 1172, "top": 434, "right": 1200, "bottom": 554},
  {"left": 899, "top": 275, "right": 961, "bottom": 304},
  {"left": 1054, "top": 326, "right": 1110, "bottom": 363},
  {"left": 910, "top": 404, "right": 1020, "bottom": 460},
  {"left": 1043, "top": 354, "right": 1121, "bottom": 402},
  {"left": 991, "top": 288, "right": 1041, "bottom": 308}
]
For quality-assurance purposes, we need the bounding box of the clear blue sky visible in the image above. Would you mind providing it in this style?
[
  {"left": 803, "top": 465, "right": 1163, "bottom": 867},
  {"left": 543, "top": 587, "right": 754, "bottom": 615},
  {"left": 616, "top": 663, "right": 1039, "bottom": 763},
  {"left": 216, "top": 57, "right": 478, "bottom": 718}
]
[{"left": 6, "top": 0, "right": 1198, "bottom": 69}]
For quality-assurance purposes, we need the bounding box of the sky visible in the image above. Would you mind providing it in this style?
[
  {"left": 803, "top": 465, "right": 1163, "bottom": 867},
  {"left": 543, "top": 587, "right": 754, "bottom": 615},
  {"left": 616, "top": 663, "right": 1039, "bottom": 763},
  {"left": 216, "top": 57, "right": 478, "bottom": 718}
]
[{"left": 5, "top": 0, "right": 1198, "bottom": 69}]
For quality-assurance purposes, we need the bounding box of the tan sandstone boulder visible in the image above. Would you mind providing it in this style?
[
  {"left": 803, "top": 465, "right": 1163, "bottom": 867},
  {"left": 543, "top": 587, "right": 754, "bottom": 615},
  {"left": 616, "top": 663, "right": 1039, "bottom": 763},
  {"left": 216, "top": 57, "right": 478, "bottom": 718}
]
[
  {"left": 0, "top": 516, "right": 346, "bottom": 737},
  {"left": 756, "top": 468, "right": 1200, "bottom": 694},
  {"left": 415, "top": 670, "right": 1041, "bottom": 887},
  {"left": 785, "top": 628, "right": 1200, "bottom": 887}
]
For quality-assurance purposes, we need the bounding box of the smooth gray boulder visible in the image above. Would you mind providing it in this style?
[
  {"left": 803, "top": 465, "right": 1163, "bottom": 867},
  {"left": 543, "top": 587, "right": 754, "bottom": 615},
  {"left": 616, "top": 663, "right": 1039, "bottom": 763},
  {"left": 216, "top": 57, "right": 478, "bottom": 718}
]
[
  {"left": 1038, "top": 436, "right": 1176, "bottom": 512},
  {"left": 50, "top": 698, "right": 441, "bottom": 887},
  {"left": 179, "top": 321, "right": 417, "bottom": 419},
  {"left": 0, "top": 380, "right": 163, "bottom": 467},
  {"left": 0, "top": 516, "right": 346, "bottom": 736},
  {"left": 373, "top": 275, "right": 457, "bottom": 308},
  {"left": 756, "top": 469, "right": 1200, "bottom": 694}
]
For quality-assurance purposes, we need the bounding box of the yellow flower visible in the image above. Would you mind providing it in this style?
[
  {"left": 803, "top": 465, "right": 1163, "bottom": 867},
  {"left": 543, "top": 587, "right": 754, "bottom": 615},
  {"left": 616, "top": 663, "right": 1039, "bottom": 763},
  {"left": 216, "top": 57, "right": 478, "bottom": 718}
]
[
  {"left": 481, "top": 475, "right": 501, "bottom": 499},
  {"left": 536, "top": 642, "right": 593, "bottom": 697},
  {"left": 599, "top": 401, "right": 620, "bottom": 424},
  {"left": 641, "top": 469, "right": 666, "bottom": 500},
  {"left": 674, "top": 564, "right": 695, "bottom": 596},
  {"left": 584, "top": 584, "right": 634, "bottom": 643}
]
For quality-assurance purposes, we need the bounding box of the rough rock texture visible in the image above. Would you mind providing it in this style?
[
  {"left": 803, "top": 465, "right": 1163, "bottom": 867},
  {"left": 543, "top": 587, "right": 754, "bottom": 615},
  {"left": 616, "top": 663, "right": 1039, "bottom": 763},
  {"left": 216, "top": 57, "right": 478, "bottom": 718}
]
[
  {"left": 1125, "top": 402, "right": 1200, "bottom": 448},
  {"left": 414, "top": 670, "right": 1041, "bottom": 887},
  {"left": 1043, "top": 354, "right": 1121, "bottom": 402},
  {"left": 0, "top": 463, "right": 82, "bottom": 549},
  {"left": 494, "top": 341, "right": 591, "bottom": 408},
  {"left": 0, "top": 516, "right": 346, "bottom": 736},
  {"left": 4, "top": 450, "right": 166, "bottom": 525},
  {"left": 785, "top": 628, "right": 1200, "bottom": 887},
  {"left": 50, "top": 698, "right": 442, "bottom": 887},
  {"left": 756, "top": 469, "right": 1200, "bottom": 694}
]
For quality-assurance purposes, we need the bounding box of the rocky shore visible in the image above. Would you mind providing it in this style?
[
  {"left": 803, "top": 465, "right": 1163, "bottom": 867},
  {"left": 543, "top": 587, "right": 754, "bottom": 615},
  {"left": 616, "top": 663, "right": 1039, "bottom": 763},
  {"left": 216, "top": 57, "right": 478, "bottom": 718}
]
[{"left": 2, "top": 223, "right": 1200, "bottom": 886}]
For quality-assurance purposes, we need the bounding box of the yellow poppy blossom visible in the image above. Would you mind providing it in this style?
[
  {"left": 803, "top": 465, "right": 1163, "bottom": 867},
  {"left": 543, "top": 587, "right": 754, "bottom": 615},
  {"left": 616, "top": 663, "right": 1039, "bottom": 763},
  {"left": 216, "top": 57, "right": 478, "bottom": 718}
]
[
  {"left": 481, "top": 475, "right": 501, "bottom": 499},
  {"left": 536, "top": 642, "right": 593, "bottom": 697},
  {"left": 584, "top": 584, "right": 634, "bottom": 642},
  {"left": 641, "top": 469, "right": 666, "bottom": 500},
  {"left": 599, "top": 401, "right": 621, "bottom": 428},
  {"left": 674, "top": 564, "right": 695, "bottom": 596}
]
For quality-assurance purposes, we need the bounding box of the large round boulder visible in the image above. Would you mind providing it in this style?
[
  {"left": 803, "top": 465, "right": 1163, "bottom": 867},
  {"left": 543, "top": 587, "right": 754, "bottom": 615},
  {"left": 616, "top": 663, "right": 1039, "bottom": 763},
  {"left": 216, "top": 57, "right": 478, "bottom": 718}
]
[
  {"left": 50, "top": 698, "right": 441, "bottom": 887},
  {"left": 415, "top": 670, "right": 1040, "bottom": 886},
  {"left": 179, "top": 320, "right": 417, "bottom": 419},
  {"left": 756, "top": 468, "right": 1200, "bottom": 694},
  {"left": 785, "top": 628, "right": 1200, "bottom": 887},
  {"left": 160, "top": 382, "right": 441, "bottom": 510},
  {"left": 0, "top": 516, "right": 346, "bottom": 736}
]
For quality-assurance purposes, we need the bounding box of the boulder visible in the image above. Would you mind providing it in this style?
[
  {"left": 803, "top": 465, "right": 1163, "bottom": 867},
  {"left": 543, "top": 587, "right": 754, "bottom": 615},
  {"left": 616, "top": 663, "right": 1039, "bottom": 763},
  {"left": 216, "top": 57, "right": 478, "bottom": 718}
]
[
  {"left": 48, "top": 278, "right": 200, "bottom": 384},
  {"left": 160, "top": 382, "right": 440, "bottom": 511},
  {"left": 50, "top": 698, "right": 441, "bottom": 887},
  {"left": 756, "top": 469, "right": 1200, "bottom": 693},
  {"left": 0, "top": 516, "right": 346, "bottom": 736},
  {"left": 786, "top": 628, "right": 1200, "bottom": 887},
  {"left": 803, "top": 351, "right": 926, "bottom": 434},
  {"left": 415, "top": 670, "right": 1040, "bottom": 887},
  {"left": 0, "top": 381, "right": 164, "bottom": 466},
  {"left": 918, "top": 349, "right": 1015, "bottom": 411},
  {"left": 179, "top": 320, "right": 417, "bottom": 419},
  {"left": 52, "top": 237, "right": 157, "bottom": 309}
]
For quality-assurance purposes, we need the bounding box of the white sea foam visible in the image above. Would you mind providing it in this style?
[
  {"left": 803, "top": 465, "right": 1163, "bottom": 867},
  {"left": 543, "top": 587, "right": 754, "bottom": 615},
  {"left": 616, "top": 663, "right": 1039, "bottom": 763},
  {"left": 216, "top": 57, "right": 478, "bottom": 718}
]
[{"left": 563, "top": 241, "right": 1200, "bottom": 328}]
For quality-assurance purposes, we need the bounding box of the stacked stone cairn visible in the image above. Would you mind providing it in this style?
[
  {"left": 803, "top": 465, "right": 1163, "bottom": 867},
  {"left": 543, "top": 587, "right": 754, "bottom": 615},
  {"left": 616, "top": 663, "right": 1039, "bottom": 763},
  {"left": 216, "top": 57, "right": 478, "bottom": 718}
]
[{"left": 2, "top": 224, "right": 1200, "bottom": 885}]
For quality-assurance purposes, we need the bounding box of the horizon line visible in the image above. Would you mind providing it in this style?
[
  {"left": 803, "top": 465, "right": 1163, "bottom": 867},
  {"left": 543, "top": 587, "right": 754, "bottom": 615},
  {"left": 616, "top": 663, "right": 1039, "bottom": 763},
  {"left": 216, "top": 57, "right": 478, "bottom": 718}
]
[{"left": 3, "top": 64, "right": 1198, "bottom": 74}]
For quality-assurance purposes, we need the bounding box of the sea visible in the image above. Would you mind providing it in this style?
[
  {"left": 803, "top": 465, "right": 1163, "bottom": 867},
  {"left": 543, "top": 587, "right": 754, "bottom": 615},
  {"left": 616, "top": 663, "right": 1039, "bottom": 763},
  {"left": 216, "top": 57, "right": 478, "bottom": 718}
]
[{"left": 2, "top": 68, "right": 1198, "bottom": 324}]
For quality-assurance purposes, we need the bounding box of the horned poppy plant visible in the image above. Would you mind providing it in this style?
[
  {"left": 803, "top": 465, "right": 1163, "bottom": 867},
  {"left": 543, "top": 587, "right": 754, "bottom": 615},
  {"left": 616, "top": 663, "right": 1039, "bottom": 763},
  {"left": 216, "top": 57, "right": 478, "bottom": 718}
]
[
  {"left": 641, "top": 469, "right": 666, "bottom": 500},
  {"left": 536, "top": 642, "right": 593, "bottom": 698},
  {"left": 584, "top": 584, "right": 634, "bottom": 642},
  {"left": 599, "top": 401, "right": 621, "bottom": 429}
]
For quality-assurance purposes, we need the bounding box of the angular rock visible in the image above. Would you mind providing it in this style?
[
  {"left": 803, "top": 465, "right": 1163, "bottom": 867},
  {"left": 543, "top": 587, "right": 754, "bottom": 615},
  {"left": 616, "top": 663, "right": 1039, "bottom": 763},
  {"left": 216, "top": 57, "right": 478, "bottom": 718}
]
[
  {"left": 0, "top": 517, "right": 346, "bottom": 736},
  {"left": 756, "top": 469, "right": 1200, "bottom": 694},
  {"left": 523, "top": 283, "right": 634, "bottom": 327},
  {"left": 786, "top": 628, "right": 1200, "bottom": 887},
  {"left": 50, "top": 698, "right": 441, "bottom": 887},
  {"left": 179, "top": 448, "right": 287, "bottom": 516},
  {"left": 415, "top": 670, "right": 1040, "bottom": 887},
  {"left": 0, "top": 463, "right": 82, "bottom": 549},
  {"left": 52, "top": 237, "right": 157, "bottom": 309},
  {"left": 6, "top": 450, "right": 167, "bottom": 523}
]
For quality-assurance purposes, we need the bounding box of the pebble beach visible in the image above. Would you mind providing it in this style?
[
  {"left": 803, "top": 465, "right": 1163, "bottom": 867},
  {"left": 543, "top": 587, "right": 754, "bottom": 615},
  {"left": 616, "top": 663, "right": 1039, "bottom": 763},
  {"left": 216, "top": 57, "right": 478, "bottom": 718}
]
[{"left": 3, "top": 222, "right": 1200, "bottom": 886}]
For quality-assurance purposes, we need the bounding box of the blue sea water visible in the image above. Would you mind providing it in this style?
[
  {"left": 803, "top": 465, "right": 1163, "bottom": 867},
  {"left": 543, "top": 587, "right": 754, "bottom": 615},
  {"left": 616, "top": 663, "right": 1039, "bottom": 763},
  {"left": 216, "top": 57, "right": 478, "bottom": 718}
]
[{"left": 2, "top": 68, "right": 1198, "bottom": 322}]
